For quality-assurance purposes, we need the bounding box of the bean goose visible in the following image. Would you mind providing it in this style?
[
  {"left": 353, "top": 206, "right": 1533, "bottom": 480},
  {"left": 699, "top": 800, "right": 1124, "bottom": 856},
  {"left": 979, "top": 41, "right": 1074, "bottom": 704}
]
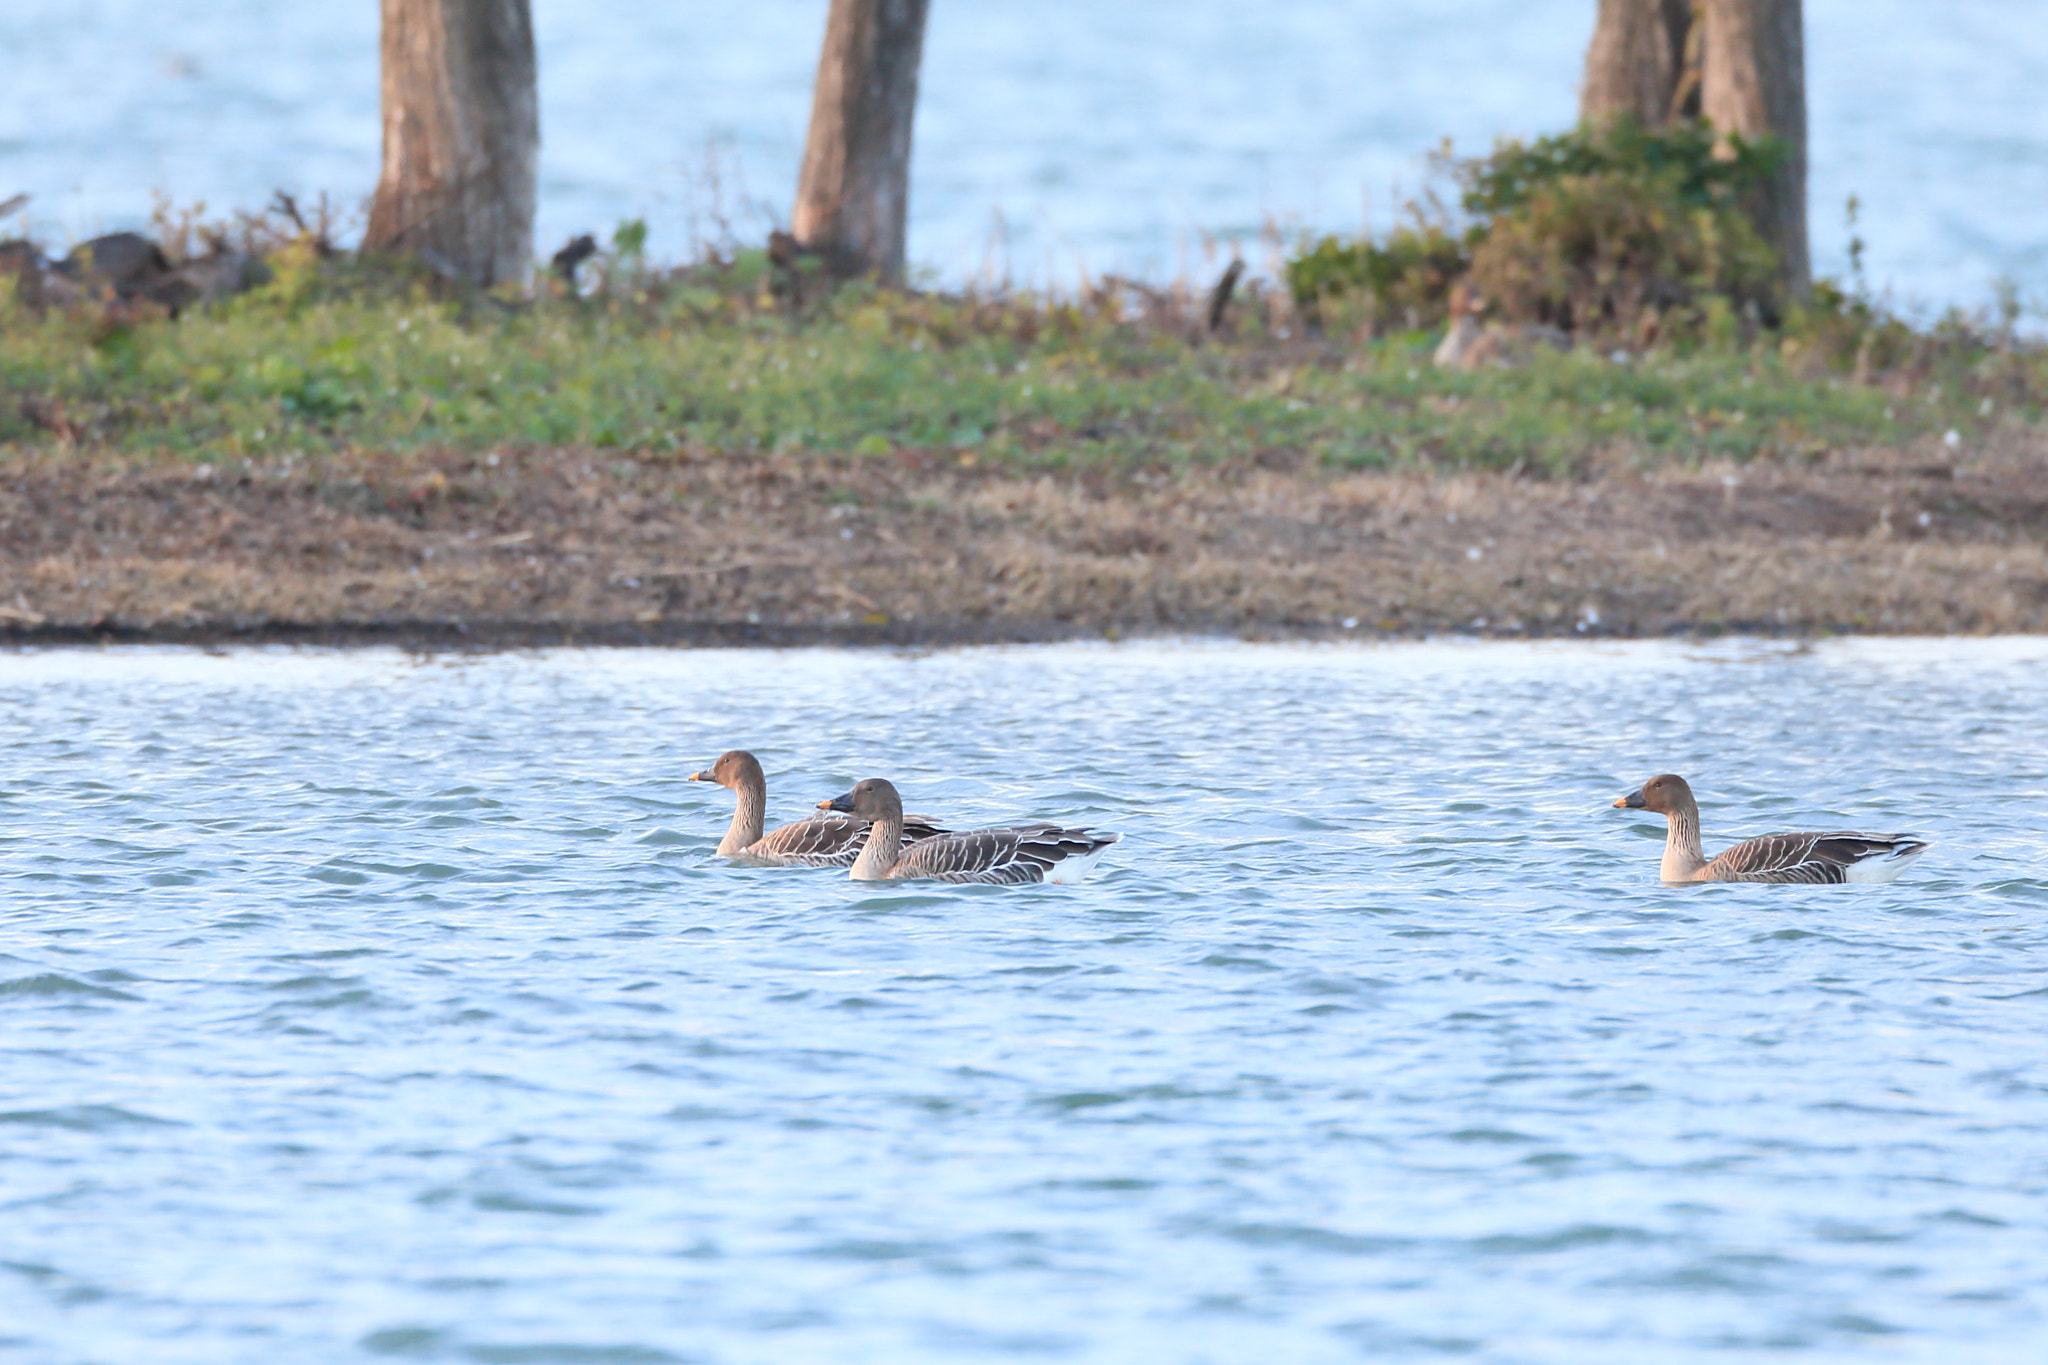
[
  {"left": 1614, "top": 773, "right": 1929, "bottom": 885},
  {"left": 691, "top": 750, "right": 946, "bottom": 867},
  {"left": 818, "top": 777, "right": 1120, "bottom": 884}
]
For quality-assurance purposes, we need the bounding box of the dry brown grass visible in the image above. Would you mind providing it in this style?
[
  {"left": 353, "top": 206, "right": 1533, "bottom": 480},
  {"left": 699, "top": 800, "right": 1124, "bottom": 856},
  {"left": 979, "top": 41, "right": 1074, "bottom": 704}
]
[{"left": 3, "top": 432, "right": 2046, "bottom": 646}]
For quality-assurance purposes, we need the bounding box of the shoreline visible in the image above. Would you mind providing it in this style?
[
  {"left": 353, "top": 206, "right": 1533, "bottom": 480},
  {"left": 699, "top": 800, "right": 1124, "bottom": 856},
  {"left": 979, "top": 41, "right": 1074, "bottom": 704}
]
[
  {"left": 0, "top": 616, "right": 1879, "bottom": 652},
  {"left": 4, "top": 435, "right": 2046, "bottom": 649}
]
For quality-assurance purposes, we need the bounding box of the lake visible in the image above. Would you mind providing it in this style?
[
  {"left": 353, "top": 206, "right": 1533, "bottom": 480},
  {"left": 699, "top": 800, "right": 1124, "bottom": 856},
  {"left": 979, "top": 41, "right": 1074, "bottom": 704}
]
[
  {"left": 4, "top": 0, "right": 2045, "bottom": 312},
  {"left": 3, "top": 638, "right": 2046, "bottom": 1361}
]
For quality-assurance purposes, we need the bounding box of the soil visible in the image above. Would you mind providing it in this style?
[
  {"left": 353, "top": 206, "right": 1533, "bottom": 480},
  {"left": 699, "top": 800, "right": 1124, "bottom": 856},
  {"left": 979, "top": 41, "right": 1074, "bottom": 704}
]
[{"left": 3, "top": 434, "right": 2046, "bottom": 648}]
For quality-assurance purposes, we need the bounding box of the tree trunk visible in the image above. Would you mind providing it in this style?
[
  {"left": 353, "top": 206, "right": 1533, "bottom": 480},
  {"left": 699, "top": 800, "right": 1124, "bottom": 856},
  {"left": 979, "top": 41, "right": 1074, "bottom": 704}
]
[
  {"left": 1579, "top": 0, "right": 1694, "bottom": 127},
  {"left": 1701, "top": 0, "right": 1809, "bottom": 297},
  {"left": 791, "top": 0, "right": 932, "bottom": 284},
  {"left": 363, "top": 0, "right": 537, "bottom": 287}
]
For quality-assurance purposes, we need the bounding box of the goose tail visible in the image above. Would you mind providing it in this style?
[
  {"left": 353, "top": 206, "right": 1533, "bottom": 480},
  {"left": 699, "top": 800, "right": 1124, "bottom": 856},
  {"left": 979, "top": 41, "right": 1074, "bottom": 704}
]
[
  {"left": 1843, "top": 836, "right": 1931, "bottom": 885},
  {"left": 1042, "top": 831, "right": 1121, "bottom": 885}
]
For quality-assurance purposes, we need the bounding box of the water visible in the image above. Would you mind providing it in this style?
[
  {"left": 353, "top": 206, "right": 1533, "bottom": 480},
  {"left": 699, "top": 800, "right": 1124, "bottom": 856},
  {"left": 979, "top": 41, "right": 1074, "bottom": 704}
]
[
  {"left": 4, "top": 637, "right": 2047, "bottom": 1363},
  {"left": 5, "top": 0, "right": 2045, "bottom": 310}
]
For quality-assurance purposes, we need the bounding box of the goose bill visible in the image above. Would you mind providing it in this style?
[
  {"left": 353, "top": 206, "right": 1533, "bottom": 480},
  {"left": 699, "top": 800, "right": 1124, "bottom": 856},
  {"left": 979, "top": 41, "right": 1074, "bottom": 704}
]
[
  {"left": 1615, "top": 789, "right": 1646, "bottom": 808},
  {"left": 820, "top": 791, "right": 856, "bottom": 813}
]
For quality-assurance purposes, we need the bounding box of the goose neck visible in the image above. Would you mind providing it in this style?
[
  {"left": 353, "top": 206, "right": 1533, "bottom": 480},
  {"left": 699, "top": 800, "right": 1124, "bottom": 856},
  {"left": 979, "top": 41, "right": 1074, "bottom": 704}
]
[
  {"left": 849, "top": 814, "right": 905, "bottom": 880},
  {"left": 1661, "top": 802, "right": 1707, "bottom": 882},
  {"left": 717, "top": 773, "right": 767, "bottom": 856}
]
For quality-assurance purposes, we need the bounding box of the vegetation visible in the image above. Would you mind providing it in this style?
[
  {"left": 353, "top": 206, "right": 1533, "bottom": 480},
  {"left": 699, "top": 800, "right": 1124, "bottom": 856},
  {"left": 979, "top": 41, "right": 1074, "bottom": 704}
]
[
  {"left": 2, "top": 207, "right": 2037, "bottom": 481},
  {"left": 1288, "top": 120, "right": 1785, "bottom": 338}
]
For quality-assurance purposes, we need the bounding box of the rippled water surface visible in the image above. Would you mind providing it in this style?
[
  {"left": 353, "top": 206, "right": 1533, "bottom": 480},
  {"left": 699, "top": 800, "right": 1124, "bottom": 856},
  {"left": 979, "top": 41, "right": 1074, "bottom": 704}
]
[{"left": 4, "top": 639, "right": 2047, "bottom": 1364}]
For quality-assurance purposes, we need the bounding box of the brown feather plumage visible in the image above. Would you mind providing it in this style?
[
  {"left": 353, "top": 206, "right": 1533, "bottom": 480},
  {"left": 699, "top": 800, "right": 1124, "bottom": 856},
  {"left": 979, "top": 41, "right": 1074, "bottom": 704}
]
[
  {"left": 745, "top": 812, "right": 949, "bottom": 867},
  {"left": 693, "top": 749, "right": 946, "bottom": 867},
  {"left": 1704, "top": 832, "right": 1921, "bottom": 884},
  {"left": 822, "top": 778, "right": 1120, "bottom": 884},
  {"left": 1614, "top": 772, "right": 1928, "bottom": 885}
]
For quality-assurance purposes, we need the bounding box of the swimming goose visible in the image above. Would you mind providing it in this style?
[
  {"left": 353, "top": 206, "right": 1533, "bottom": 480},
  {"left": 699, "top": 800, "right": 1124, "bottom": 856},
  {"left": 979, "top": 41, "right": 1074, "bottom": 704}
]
[
  {"left": 819, "top": 777, "right": 1120, "bottom": 884},
  {"left": 691, "top": 750, "right": 946, "bottom": 866},
  {"left": 1614, "top": 773, "right": 1929, "bottom": 885}
]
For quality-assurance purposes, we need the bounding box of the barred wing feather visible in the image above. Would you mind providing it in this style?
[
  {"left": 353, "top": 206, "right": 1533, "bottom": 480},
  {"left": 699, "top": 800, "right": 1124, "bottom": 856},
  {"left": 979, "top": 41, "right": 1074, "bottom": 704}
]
[
  {"left": 893, "top": 825, "right": 1120, "bottom": 885},
  {"left": 748, "top": 813, "right": 950, "bottom": 867},
  {"left": 1707, "top": 831, "right": 1929, "bottom": 885}
]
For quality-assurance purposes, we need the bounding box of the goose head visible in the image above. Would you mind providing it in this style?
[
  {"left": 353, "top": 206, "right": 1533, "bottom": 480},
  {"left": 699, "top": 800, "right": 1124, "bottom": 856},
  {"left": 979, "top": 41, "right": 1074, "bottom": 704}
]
[
  {"left": 820, "top": 777, "right": 904, "bottom": 823},
  {"left": 690, "top": 749, "right": 763, "bottom": 789},
  {"left": 1615, "top": 773, "right": 1695, "bottom": 814}
]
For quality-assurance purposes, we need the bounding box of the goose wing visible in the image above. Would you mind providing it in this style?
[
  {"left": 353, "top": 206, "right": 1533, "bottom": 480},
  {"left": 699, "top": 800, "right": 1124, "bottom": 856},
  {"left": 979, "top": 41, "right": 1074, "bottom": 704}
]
[
  {"left": 893, "top": 825, "right": 1120, "bottom": 885},
  {"left": 1708, "top": 831, "right": 1928, "bottom": 885},
  {"left": 748, "top": 813, "right": 952, "bottom": 867},
  {"left": 902, "top": 813, "right": 950, "bottom": 843},
  {"left": 748, "top": 813, "right": 870, "bottom": 866}
]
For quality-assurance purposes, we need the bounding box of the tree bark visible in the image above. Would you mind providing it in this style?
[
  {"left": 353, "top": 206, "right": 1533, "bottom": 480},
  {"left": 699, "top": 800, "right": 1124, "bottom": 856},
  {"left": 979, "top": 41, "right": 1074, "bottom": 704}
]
[
  {"left": 1701, "top": 0, "right": 1809, "bottom": 296},
  {"left": 1580, "top": 0, "right": 1694, "bottom": 128},
  {"left": 363, "top": 0, "right": 537, "bottom": 287},
  {"left": 791, "top": 0, "right": 932, "bottom": 284}
]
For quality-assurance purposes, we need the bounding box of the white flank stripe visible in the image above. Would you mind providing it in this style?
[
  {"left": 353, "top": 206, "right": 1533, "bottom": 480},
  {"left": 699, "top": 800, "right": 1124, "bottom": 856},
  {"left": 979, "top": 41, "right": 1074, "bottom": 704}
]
[
  {"left": 1044, "top": 845, "right": 1111, "bottom": 885},
  {"left": 1845, "top": 844, "right": 1929, "bottom": 885}
]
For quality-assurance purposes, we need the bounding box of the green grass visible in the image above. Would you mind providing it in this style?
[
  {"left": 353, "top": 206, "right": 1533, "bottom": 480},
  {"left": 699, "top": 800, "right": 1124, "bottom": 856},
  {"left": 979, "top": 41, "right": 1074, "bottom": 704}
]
[{"left": 1, "top": 259, "right": 2032, "bottom": 476}]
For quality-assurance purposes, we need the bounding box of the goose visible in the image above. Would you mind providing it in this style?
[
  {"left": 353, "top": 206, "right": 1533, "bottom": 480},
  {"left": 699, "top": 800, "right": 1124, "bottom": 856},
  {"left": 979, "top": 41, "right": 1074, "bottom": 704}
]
[
  {"left": 1432, "top": 281, "right": 1572, "bottom": 371},
  {"left": 1614, "top": 773, "right": 1929, "bottom": 885},
  {"left": 818, "top": 777, "right": 1119, "bottom": 884},
  {"left": 690, "top": 750, "right": 946, "bottom": 867}
]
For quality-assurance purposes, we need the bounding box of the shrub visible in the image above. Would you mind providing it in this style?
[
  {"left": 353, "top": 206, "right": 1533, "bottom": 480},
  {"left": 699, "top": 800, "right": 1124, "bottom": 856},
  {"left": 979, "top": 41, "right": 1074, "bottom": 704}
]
[
  {"left": 1286, "top": 223, "right": 1469, "bottom": 335},
  {"left": 1287, "top": 119, "right": 1784, "bottom": 341},
  {"left": 1466, "top": 158, "right": 1778, "bottom": 337}
]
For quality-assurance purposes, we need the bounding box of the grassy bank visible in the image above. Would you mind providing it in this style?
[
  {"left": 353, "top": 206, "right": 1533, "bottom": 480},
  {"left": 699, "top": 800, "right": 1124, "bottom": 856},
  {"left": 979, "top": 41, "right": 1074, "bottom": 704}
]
[
  {"left": 4, "top": 245, "right": 2042, "bottom": 477},
  {"left": 3, "top": 241, "right": 2047, "bottom": 644}
]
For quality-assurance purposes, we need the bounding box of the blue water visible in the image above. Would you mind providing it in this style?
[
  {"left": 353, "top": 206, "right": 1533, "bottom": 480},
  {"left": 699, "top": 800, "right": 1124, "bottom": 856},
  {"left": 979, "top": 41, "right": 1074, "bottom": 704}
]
[
  {"left": 3, "top": 638, "right": 2047, "bottom": 1363},
  {"left": 4, "top": 0, "right": 2045, "bottom": 311}
]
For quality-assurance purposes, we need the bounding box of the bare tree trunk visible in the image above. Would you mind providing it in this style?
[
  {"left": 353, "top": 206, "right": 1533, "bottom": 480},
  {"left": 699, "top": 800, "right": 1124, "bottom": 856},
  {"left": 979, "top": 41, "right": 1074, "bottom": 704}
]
[
  {"left": 1580, "top": 0, "right": 1694, "bottom": 127},
  {"left": 791, "top": 0, "right": 932, "bottom": 283},
  {"left": 364, "top": 0, "right": 537, "bottom": 288},
  {"left": 1701, "top": 0, "right": 1809, "bottom": 297}
]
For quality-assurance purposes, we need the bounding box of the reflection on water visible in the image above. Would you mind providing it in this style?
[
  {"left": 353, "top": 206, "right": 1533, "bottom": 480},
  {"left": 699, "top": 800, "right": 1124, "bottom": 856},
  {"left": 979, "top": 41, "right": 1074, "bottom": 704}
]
[
  {"left": 5, "top": 0, "right": 2045, "bottom": 307},
  {"left": 2, "top": 638, "right": 2046, "bottom": 1361}
]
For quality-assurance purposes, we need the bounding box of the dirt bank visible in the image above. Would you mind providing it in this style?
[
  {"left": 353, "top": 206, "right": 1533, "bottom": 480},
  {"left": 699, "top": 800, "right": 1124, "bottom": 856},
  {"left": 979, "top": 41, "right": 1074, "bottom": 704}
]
[{"left": 3, "top": 435, "right": 2046, "bottom": 647}]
